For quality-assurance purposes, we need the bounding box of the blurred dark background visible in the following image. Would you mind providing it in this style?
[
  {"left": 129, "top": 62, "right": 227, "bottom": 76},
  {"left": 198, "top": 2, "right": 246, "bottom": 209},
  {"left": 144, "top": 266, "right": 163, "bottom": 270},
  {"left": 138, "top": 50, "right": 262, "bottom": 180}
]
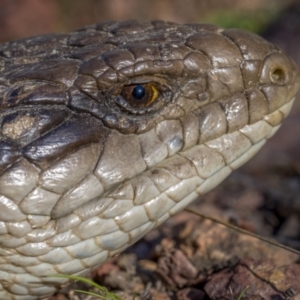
[{"left": 0, "top": 0, "right": 296, "bottom": 42}]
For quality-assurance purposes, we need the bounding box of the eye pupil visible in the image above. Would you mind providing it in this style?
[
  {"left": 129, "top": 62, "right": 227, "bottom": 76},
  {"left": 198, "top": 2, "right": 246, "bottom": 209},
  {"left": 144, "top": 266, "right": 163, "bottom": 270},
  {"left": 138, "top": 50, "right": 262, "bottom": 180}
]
[{"left": 132, "top": 85, "right": 145, "bottom": 100}]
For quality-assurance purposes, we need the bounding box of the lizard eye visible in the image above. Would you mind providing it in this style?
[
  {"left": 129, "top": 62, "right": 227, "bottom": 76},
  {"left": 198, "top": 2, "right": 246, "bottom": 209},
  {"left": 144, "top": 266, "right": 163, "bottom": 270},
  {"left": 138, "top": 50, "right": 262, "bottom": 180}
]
[{"left": 121, "top": 83, "right": 159, "bottom": 108}]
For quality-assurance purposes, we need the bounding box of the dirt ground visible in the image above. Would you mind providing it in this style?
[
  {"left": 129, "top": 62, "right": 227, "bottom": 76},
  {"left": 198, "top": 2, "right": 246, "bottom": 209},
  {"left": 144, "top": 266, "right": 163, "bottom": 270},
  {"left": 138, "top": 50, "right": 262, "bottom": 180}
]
[{"left": 1, "top": 1, "right": 300, "bottom": 299}]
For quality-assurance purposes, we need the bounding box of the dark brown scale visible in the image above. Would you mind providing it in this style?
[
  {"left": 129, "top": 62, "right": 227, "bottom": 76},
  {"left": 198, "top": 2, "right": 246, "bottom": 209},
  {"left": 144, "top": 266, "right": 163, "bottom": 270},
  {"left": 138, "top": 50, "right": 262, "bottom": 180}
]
[{"left": 22, "top": 114, "right": 109, "bottom": 169}]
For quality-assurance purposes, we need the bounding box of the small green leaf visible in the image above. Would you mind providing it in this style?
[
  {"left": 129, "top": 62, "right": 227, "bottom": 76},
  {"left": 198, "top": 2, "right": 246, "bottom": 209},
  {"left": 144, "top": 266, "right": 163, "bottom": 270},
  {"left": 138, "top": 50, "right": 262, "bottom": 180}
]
[
  {"left": 237, "top": 286, "right": 249, "bottom": 300},
  {"left": 51, "top": 274, "right": 123, "bottom": 300}
]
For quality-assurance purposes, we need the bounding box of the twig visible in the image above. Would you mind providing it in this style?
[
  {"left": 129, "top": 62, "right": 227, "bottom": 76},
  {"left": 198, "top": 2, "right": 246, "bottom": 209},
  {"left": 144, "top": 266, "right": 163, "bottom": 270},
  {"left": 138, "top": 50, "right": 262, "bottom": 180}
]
[{"left": 185, "top": 207, "right": 300, "bottom": 256}]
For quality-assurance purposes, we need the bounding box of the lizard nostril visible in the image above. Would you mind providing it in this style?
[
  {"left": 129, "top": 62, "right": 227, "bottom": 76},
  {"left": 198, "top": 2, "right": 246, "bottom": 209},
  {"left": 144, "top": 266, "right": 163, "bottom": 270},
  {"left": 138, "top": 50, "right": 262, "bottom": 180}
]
[
  {"left": 260, "top": 53, "right": 292, "bottom": 86},
  {"left": 270, "top": 67, "right": 286, "bottom": 84}
]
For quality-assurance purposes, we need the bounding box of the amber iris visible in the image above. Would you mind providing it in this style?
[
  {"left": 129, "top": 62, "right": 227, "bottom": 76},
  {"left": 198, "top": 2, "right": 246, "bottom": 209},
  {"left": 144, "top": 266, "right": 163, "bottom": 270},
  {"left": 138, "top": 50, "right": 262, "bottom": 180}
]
[{"left": 121, "top": 83, "right": 159, "bottom": 107}]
